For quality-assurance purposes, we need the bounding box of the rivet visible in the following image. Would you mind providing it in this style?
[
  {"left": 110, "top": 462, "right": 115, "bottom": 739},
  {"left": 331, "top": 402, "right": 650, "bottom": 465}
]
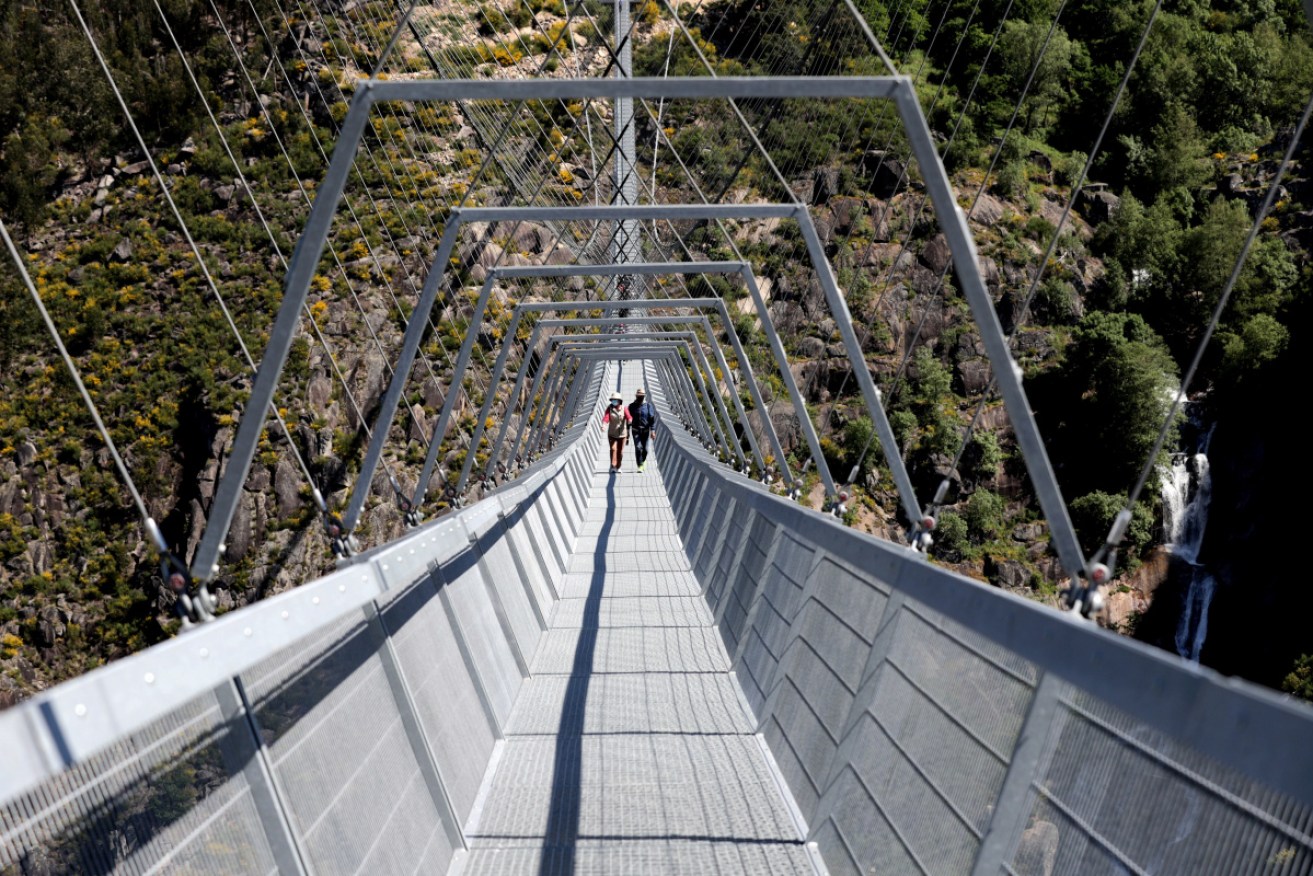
[
  {"left": 243, "top": 627, "right": 253, "bottom": 637},
  {"left": 199, "top": 648, "right": 210, "bottom": 659},
  {"left": 144, "top": 672, "right": 156, "bottom": 685},
  {"left": 312, "top": 596, "right": 321, "bottom": 605},
  {"left": 339, "top": 584, "right": 347, "bottom": 592},
  {"left": 280, "top": 610, "right": 289, "bottom": 620},
  {"left": 74, "top": 704, "right": 87, "bottom": 717},
  {"left": 382, "top": 565, "right": 389, "bottom": 571}
]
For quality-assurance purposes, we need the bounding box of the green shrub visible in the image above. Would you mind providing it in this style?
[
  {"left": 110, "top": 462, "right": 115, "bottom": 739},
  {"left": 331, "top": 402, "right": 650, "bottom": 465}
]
[{"left": 963, "top": 489, "right": 1007, "bottom": 542}]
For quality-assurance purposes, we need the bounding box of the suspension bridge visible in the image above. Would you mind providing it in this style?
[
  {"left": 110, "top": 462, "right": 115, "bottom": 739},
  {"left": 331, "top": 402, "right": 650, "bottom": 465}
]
[{"left": 3, "top": 0, "right": 1313, "bottom": 873}]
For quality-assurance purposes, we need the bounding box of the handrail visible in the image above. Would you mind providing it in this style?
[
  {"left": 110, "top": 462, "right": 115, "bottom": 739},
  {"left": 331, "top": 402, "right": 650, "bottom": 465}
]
[
  {"left": 653, "top": 385, "right": 1313, "bottom": 811},
  {"left": 0, "top": 410, "right": 601, "bottom": 808}
]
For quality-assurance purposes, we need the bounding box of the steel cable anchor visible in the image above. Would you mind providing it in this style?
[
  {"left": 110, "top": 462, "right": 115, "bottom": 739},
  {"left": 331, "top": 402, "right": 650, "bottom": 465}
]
[
  {"left": 1064, "top": 508, "right": 1130, "bottom": 618},
  {"left": 147, "top": 519, "right": 216, "bottom": 629}
]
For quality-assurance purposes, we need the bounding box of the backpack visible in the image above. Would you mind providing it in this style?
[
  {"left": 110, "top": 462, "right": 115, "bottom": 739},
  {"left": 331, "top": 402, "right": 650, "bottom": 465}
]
[
  {"left": 631, "top": 401, "right": 655, "bottom": 433},
  {"left": 607, "top": 412, "right": 627, "bottom": 439}
]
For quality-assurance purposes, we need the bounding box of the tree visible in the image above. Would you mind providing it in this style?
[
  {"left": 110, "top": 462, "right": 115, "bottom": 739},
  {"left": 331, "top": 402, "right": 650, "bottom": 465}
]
[
  {"left": 1040, "top": 311, "right": 1181, "bottom": 497},
  {"left": 1281, "top": 654, "right": 1313, "bottom": 703},
  {"left": 963, "top": 489, "right": 1007, "bottom": 543},
  {"left": 1218, "top": 312, "right": 1289, "bottom": 385},
  {"left": 1069, "top": 491, "right": 1155, "bottom": 559},
  {"left": 996, "top": 19, "right": 1074, "bottom": 134}
]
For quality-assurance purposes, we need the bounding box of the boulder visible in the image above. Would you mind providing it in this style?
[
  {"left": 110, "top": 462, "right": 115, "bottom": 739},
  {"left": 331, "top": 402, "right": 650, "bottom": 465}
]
[
  {"left": 860, "top": 152, "right": 908, "bottom": 197},
  {"left": 969, "top": 192, "right": 1006, "bottom": 227},
  {"left": 810, "top": 167, "right": 841, "bottom": 205},
  {"left": 919, "top": 234, "right": 952, "bottom": 275},
  {"left": 274, "top": 456, "right": 302, "bottom": 518},
  {"left": 1077, "top": 188, "right": 1120, "bottom": 224},
  {"left": 795, "top": 337, "right": 825, "bottom": 358},
  {"left": 829, "top": 196, "right": 864, "bottom": 233},
  {"left": 986, "top": 555, "right": 1031, "bottom": 590},
  {"left": 226, "top": 493, "right": 253, "bottom": 562},
  {"left": 957, "top": 358, "right": 991, "bottom": 395}
]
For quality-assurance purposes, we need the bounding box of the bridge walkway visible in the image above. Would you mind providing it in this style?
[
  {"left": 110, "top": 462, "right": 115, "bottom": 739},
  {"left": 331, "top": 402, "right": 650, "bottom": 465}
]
[{"left": 455, "top": 394, "right": 820, "bottom": 874}]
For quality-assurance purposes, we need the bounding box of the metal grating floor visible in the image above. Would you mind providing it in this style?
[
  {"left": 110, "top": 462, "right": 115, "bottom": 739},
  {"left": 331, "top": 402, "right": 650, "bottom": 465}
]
[{"left": 454, "top": 412, "right": 822, "bottom": 875}]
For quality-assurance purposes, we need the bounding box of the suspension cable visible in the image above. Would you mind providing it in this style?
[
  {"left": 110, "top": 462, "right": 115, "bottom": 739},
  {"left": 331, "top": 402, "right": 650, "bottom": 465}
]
[
  {"left": 66, "top": 0, "right": 333, "bottom": 614},
  {"left": 0, "top": 220, "right": 150, "bottom": 527}
]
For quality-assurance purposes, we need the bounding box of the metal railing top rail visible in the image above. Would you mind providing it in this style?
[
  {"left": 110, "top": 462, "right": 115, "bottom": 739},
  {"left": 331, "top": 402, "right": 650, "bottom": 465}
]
[
  {"left": 653, "top": 379, "right": 1313, "bottom": 812},
  {"left": 0, "top": 410, "right": 600, "bottom": 810}
]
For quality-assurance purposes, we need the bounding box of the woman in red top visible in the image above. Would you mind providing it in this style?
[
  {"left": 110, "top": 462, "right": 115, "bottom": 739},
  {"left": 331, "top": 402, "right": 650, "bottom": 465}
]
[{"left": 601, "top": 391, "right": 631, "bottom": 472}]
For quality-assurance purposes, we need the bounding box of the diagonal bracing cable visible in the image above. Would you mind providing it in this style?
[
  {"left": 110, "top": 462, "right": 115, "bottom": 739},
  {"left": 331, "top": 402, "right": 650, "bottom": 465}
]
[
  {"left": 200, "top": 0, "right": 430, "bottom": 533},
  {"left": 66, "top": 0, "right": 339, "bottom": 603}
]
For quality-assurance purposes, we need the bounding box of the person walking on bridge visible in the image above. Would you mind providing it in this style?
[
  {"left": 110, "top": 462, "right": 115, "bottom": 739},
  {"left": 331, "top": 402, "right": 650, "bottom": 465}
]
[
  {"left": 628, "top": 387, "right": 657, "bottom": 473},
  {"left": 602, "top": 391, "right": 631, "bottom": 473}
]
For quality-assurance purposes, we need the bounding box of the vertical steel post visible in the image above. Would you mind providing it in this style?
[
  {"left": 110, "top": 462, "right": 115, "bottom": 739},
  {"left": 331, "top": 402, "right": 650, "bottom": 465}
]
[
  {"left": 553, "top": 357, "right": 586, "bottom": 438},
  {"left": 685, "top": 336, "right": 742, "bottom": 466},
  {"left": 612, "top": 0, "right": 641, "bottom": 273},
  {"left": 456, "top": 306, "right": 524, "bottom": 495},
  {"left": 507, "top": 343, "right": 560, "bottom": 466},
  {"left": 410, "top": 275, "right": 499, "bottom": 510},
  {"left": 796, "top": 209, "right": 918, "bottom": 513},
  {"left": 343, "top": 218, "right": 465, "bottom": 533},
  {"left": 710, "top": 303, "right": 791, "bottom": 485},
  {"left": 490, "top": 324, "right": 548, "bottom": 473},
  {"left": 740, "top": 266, "right": 836, "bottom": 496},
  {"left": 969, "top": 674, "right": 1063, "bottom": 875},
  {"left": 214, "top": 679, "right": 311, "bottom": 875},
  {"left": 528, "top": 355, "right": 572, "bottom": 458},
  {"left": 698, "top": 314, "right": 766, "bottom": 473}
]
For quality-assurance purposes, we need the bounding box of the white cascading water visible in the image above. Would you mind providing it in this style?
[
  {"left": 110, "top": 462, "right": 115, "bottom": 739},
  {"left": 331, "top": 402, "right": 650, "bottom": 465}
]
[{"left": 1163, "top": 423, "right": 1217, "bottom": 662}]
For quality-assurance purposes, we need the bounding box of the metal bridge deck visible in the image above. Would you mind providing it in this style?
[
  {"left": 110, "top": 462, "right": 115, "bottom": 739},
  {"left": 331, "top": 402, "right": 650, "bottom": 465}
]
[{"left": 456, "top": 438, "right": 819, "bottom": 874}]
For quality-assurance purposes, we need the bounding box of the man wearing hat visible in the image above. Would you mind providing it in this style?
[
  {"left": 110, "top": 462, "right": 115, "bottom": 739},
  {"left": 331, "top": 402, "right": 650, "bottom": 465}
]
[
  {"left": 628, "top": 387, "right": 657, "bottom": 473},
  {"left": 602, "top": 391, "right": 631, "bottom": 473}
]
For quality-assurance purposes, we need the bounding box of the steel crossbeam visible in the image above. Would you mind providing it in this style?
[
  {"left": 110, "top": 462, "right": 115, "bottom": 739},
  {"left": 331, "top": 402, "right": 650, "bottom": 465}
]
[
  {"left": 413, "top": 268, "right": 791, "bottom": 513},
  {"left": 472, "top": 304, "right": 735, "bottom": 491},
  {"left": 197, "top": 75, "right": 1087, "bottom": 590},
  {"left": 450, "top": 264, "right": 815, "bottom": 498},
  {"left": 553, "top": 334, "right": 741, "bottom": 465},
  {"left": 507, "top": 337, "right": 720, "bottom": 468},
  {"left": 528, "top": 315, "right": 767, "bottom": 466},
  {"left": 340, "top": 204, "right": 904, "bottom": 542}
]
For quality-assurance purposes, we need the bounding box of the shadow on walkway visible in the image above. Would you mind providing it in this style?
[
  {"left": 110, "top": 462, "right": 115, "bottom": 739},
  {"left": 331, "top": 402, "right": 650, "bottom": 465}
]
[{"left": 539, "top": 471, "right": 615, "bottom": 873}]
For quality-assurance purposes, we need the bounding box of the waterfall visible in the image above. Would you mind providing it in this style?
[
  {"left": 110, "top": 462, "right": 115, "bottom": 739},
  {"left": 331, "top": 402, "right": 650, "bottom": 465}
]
[{"left": 1163, "top": 422, "right": 1216, "bottom": 662}]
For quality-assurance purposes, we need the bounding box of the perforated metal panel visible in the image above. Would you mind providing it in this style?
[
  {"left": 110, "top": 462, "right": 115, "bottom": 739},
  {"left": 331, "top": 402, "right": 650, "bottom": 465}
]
[
  {"left": 241, "top": 614, "right": 453, "bottom": 875},
  {"left": 707, "top": 501, "right": 749, "bottom": 615},
  {"left": 380, "top": 576, "right": 499, "bottom": 825},
  {"left": 475, "top": 522, "right": 548, "bottom": 667},
  {"left": 0, "top": 434, "right": 595, "bottom": 876},
  {"left": 655, "top": 423, "right": 1313, "bottom": 876},
  {"left": 439, "top": 548, "right": 528, "bottom": 726},
  {"left": 0, "top": 688, "right": 277, "bottom": 876},
  {"left": 720, "top": 515, "right": 778, "bottom": 656},
  {"left": 1014, "top": 688, "right": 1313, "bottom": 875}
]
